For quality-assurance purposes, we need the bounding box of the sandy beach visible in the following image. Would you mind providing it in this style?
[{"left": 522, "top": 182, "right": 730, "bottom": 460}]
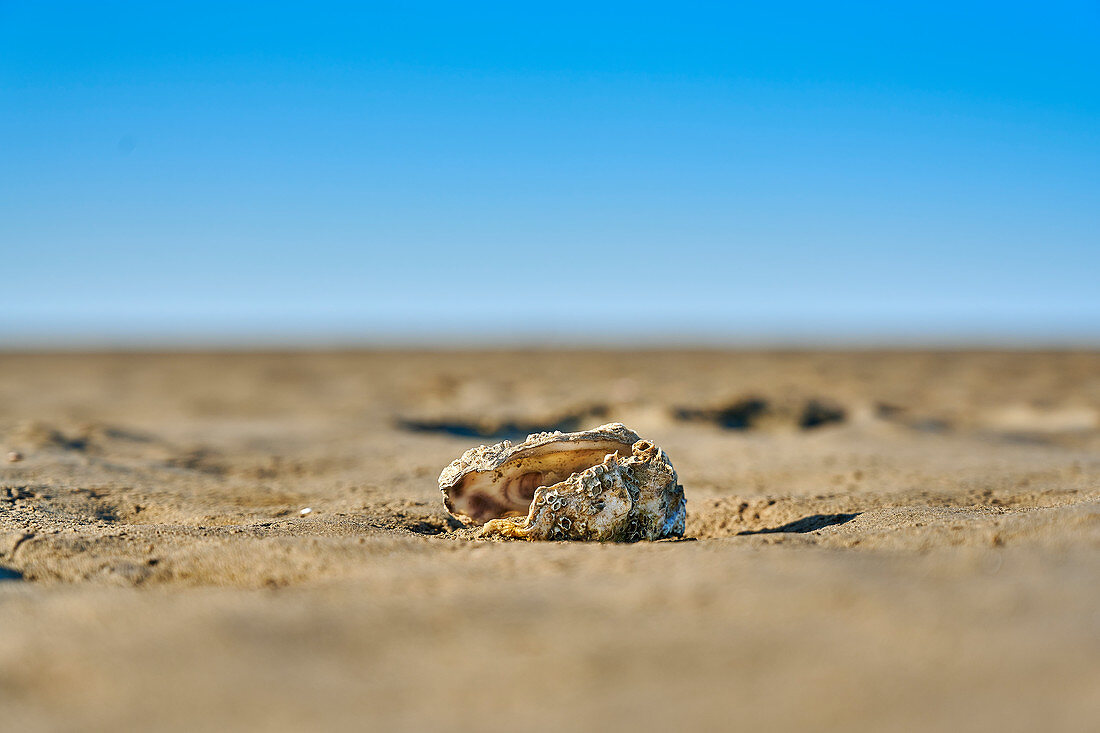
[{"left": 1, "top": 350, "right": 1097, "bottom": 732}]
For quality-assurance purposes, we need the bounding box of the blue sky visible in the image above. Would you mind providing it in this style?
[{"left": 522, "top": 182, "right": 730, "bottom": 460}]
[{"left": 2, "top": 2, "right": 1098, "bottom": 345}]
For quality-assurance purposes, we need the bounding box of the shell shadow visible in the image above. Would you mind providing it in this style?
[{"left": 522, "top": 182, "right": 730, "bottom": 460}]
[
  {"left": 0, "top": 566, "right": 24, "bottom": 581},
  {"left": 737, "top": 512, "right": 860, "bottom": 535}
]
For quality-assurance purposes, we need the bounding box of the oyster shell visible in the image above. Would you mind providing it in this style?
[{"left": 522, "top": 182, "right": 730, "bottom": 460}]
[{"left": 438, "top": 423, "right": 686, "bottom": 541}]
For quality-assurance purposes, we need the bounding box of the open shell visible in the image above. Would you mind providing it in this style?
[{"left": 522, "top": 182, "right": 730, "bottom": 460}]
[{"left": 438, "top": 423, "right": 686, "bottom": 541}]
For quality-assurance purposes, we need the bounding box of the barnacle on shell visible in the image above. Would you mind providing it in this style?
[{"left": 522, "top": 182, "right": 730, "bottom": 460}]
[{"left": 438, "top": 423, "right": 686, "bottom": 541}]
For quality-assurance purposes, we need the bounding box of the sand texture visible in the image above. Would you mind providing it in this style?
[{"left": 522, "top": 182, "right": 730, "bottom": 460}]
[{"left": 0, "top": 350, "right": 1098, "bottom": 732}]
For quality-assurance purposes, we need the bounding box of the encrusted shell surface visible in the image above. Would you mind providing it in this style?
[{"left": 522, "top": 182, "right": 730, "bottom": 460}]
[{"left": 438, "top": 423, "right": 686, "bottom": 541}]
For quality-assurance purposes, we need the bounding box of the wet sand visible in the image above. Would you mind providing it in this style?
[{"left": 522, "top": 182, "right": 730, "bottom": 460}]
[{"left": 1, "top": 350, "right": 1098, "bottom": 732}]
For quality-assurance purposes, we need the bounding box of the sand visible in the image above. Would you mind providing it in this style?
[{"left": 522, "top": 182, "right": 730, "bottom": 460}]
[{"left": 0, "top": 350, "right": 1097, "bottom": 732}]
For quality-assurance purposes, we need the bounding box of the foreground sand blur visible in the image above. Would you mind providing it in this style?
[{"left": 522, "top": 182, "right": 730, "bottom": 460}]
[{"left": 0, "top": 351, "right": 1098, "bottom": 732}]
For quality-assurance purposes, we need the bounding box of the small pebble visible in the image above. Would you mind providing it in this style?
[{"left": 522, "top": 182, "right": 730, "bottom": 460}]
[
  {"left": 299, "top": 507, "right": 312, "bottom": 516},
  {"left": 6, "top": 451, "right": 23, "bottom": 463}
]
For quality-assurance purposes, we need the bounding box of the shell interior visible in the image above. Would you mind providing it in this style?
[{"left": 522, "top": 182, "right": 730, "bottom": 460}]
[{"left": 444, "top": 438, "right": 634, "bottom": 523}]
